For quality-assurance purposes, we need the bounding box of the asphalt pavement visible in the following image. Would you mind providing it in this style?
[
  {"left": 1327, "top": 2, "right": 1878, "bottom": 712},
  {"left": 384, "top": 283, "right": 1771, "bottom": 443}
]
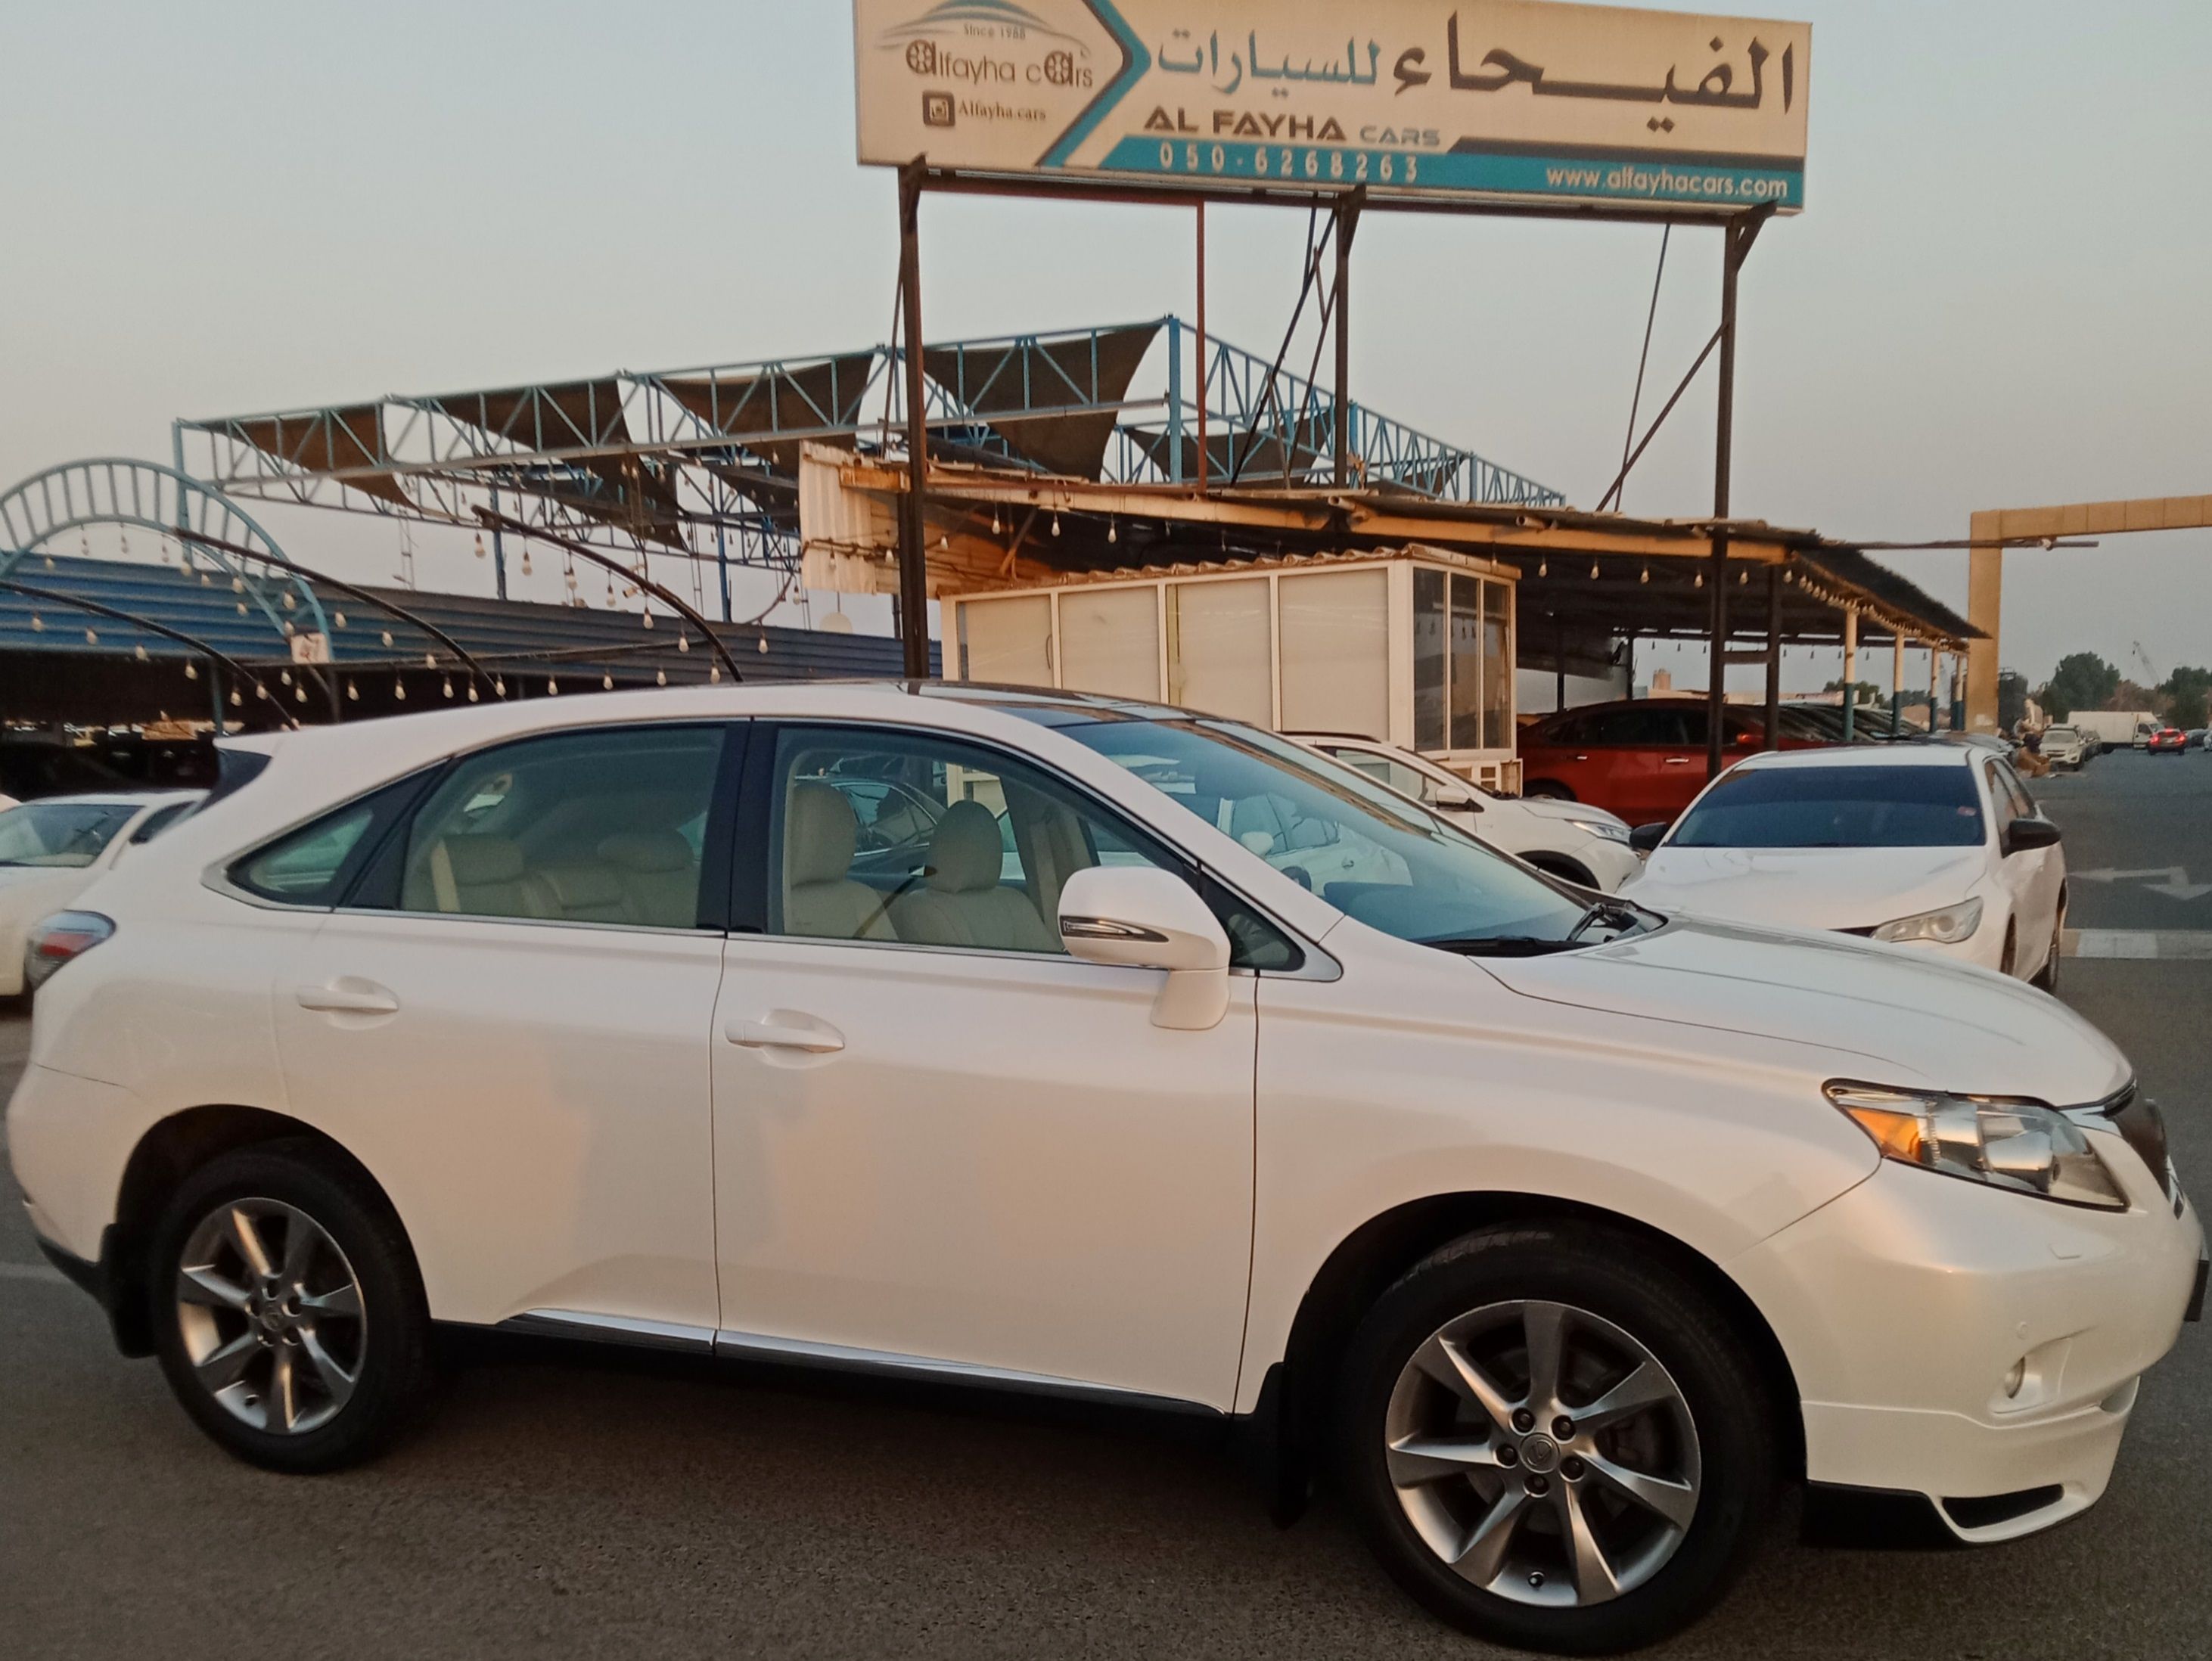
[{"left": 3, "top": 762, "right": 2210, "bottom": 1660}]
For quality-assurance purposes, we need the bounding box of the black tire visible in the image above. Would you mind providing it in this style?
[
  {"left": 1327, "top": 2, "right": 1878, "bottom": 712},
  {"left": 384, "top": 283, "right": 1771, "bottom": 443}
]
[
  {"left": 149, "top": 1139, "right": 433, "bottom": 1473},
  {"left": 1337, "top": 1225, "right": 1776, "bottom": 1656},
  {"left": 1524, "top": 782, "right": 1576, "bottom": 803}
]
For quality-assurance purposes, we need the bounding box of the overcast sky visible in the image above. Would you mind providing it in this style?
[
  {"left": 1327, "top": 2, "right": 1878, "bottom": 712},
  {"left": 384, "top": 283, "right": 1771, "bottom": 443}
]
[{"left": 3, "top": 0, "right": 2207, "bottom": 688}]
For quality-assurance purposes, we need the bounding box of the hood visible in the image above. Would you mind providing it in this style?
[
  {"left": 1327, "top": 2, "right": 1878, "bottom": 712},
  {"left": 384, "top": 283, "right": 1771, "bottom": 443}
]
[
  {"left": 1623, "top": 846, "right": 1982, "bottom": 933},
  {"left": 1477, "top": 915, "right": 2129, "bottom": 1106}
]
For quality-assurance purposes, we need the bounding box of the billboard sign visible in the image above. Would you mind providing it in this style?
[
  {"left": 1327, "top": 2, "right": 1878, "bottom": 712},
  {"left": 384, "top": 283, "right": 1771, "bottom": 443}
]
[{"left": 855, "top": 0, "right": 1810, "bottom": 214}]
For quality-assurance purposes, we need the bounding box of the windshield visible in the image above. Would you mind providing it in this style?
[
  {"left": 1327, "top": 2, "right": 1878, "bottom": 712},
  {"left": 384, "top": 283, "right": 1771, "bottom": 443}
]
[
  {"left": 1669, "top": 765, "right": 1985, "bottom": 849},
  {"left": 0, "top": 801, "right": 137, "bottom": 868},
  {"left": 1057, "top": 715, "right": 1635, "bottom": 952}
]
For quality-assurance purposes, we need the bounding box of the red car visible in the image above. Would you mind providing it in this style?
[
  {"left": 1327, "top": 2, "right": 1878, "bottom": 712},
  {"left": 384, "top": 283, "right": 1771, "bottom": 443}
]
[
  {"left": 1518, "top": 699, "right": 1827, "bottom": 825},
  {"left": 2148, "top": 726, "right": 2189, "bottom": 754}
]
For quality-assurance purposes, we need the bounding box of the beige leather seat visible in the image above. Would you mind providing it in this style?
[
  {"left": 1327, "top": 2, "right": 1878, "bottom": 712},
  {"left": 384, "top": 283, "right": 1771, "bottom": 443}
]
[
  {"left": 783, "top": 783, "right": 896, "bottom": 941},
  {"left": 598, "top": 830, "right": 698, "bottom": 928},
  {"left": 891, "top": 799, "right": 1058, "bottom": 953},
  {"left": 533, "top": 862, "right": 632, "bottom": 924},
  {"left": 415, "top": 835, "right": 555, "bottom": 919}
]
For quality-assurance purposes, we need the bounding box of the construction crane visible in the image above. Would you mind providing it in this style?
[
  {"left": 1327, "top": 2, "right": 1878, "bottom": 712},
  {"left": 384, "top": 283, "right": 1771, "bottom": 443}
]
[{"left": 2131, "top": 640, "right": 2163, "bottom": 687}]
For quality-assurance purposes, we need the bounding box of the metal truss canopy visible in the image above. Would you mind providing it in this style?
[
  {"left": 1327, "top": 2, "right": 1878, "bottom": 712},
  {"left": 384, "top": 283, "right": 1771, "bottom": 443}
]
[{"left": 176, "top": 317, "right": 1565, "bottom": 579}]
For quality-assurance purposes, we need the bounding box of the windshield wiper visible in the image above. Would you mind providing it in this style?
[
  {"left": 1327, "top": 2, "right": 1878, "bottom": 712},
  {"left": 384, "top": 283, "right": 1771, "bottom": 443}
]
[
  {"left": 1568, "top": 899, "right": 1650, "bottom": 942},
  {"left": 1422, "top": 935, "right": 1586, "bottom": 958}
]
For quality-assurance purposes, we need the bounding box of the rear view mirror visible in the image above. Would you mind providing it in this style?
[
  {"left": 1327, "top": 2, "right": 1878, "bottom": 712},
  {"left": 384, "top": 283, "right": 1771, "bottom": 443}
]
[
  {"left": 2003, "top": 818, "right": 2062, "bottom": 855},
  {"left": 1629, "top": 822, "right": 1669, "bottom": 854},
  {"left": 1058, "top": 866, "right": 1232, "bottom": 1031}
]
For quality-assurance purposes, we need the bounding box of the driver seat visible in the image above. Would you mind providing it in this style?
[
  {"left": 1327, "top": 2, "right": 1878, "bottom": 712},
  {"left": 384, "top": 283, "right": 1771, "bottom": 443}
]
[{"left": 891, "top": 799, "right": 1058, "bottom": 952}]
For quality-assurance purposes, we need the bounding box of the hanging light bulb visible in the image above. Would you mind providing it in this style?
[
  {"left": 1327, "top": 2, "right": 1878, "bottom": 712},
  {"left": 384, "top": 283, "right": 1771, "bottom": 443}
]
[
  {"left": 1589, "top": 563, "right": 1599, "bottom": 579},
  {"left": 442, "top": 678, "right": 454, "bottom": 699},
  {"left": 185, "top": 662, "right": 198, "bottom": 681},
  {"left": 474, "top": 532, "right": 487, "bottom": 560},
  {"left": 279, "top": 669, "right": 293, "bottom": 686},
  {"left": 85, "top": 627, "right": 98, "bottom": 644},
  {"left": 424, "top": 653, "right": 436, "bottom": 669},
  {"left": 294, "top": 683, "right": 306, "bottom": 704},
  {"left": 230, "top": 688, "right": 242, "bottom": 708},
  {"left": 1108, "top": 520, "right": 1119, "bottom": 545},
  {"left": 347, "top": 680, "right": 360, "bottom": 701},
  {"left": 28, "top": 613, "right": 41, "bottom": 632},
  {"left": 135, "top": 643, "right": 148, "bottom": 661},
  {"left": 1537, "top": 560, "right": 1549, "bottom": 577},
  {"left": 656, "top": 669, "right": 668, "bottom": 687},
  {"left": 991, "top": 510, "right": 1002, "bottom": 534},
  {"left": 1052, "top": 513, "right": 1062, "bottom": 536},
  {"left": 677, "top": 633, "right": 691, "bottom": 654},
  {"left": 602, "top": 673, "right": 614, "bottom": 691},
  {"left": 333, "top": 610, "right": 347, "bottom": 628},
  {"left": 256, "top": 682, "right": 269, "bottom": 700},
  {"left": 520, "top": 551, "right": 533, "bottom": 576},
  {"left": 1640, "top": 567, "right": 1650, "bottom": 584},
  {"left": 282, "top": 620, "right": 297, "bottom": 638},
  {"left": 42, "top": 553, "right": 55, "bottom": 570},
  {"left": 1695, "top": 572, "right": 1705, "bottom": 588},
  {"left": 709, "top": 664, "right": 722, "bottom": 684},
  {"left": 380, "top": 630, "right": 394, "bottom": 647},
  {"left": 282, "top": 590, "right": 297, "bottom": 610},
  {"left": 200, "top": 572, "right": 212, "bottom": 586},
  {"left": 495, "top": 676, "right": 507, "bottom": 697},
  {"left": 231, "top": 577, "right": 244, "bottom": 593},
  {"left": 237, "top": 601, "right": 248, "bottom": 616},
  {"left": 642, "top": 612, "right": 655, "bottom": 630},
  {"left": 393, "top": 678, "right": 407, "bottom": 701},
  {"left": 757, "top": 635, "right": 769, "bottom": 656},
  {"left": 467, "top": 682, "right": 480, "bottom": 703},
  {"left": 546, "top": 678, "right": 558, "bottom": 696}
]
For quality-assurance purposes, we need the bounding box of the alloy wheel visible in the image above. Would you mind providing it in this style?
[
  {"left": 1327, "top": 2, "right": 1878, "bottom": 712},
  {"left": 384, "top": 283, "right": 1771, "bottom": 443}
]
[
  {"left": 1383, "top": 1299, "right": 1701, "bottom": 1609},
  {"left": 174, "top": 1198, "right": 367, "bottom": 1436}
]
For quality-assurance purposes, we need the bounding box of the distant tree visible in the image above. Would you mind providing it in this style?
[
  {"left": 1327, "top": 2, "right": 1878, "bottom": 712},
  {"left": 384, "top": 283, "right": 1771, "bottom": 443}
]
[
  {"left": 2039, "top": 652, "right": 2120, "bottom": 721},
  {"left": 2163, "top": 665, "right": 2212, "bottom": 729},
  {"left": 1823, "top": 678, "right": 1886, "bottom": 706},
  {"left": 1997, "top": 670, "right": 2030, "bottom": 731},
  {"left": 2113, "top": 678, "right": 2161, "bottom": 712}
]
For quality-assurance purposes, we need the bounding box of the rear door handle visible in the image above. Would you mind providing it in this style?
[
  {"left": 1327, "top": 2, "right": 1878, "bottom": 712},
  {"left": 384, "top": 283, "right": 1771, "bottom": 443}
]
[
  {"left": 726, "top": 1017, "right": 845, "bottom": 1054},
  {"left": 295, "top": 982, "right": 400, "bottom": 1015}
]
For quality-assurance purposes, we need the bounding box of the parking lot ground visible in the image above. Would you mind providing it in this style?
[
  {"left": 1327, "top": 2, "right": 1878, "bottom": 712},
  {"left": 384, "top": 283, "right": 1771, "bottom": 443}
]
[
  {"left": 4, "top": 756, "right": 2210, "bottom": 1659},
  {"left": 2036, "top": 747, "right": 2212, "bottom": 940}
]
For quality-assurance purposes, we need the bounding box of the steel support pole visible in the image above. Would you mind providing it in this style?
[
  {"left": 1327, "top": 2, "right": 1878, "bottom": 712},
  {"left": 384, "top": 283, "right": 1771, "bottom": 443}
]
[
  {"left": 896, "top": 165, "right": 932, "bottom": 681},
  {"left": 489, "top": 487, "right": 508, "bottom": 601},
  {"left": 1892, "top": 630, "right": 1906, "bottom": 734},
  {"left": 1841, "top": 607, "right": 1858, "bottom": 741},
  {"left": 1763, "top": 566, "right": 1782, "bottom": 750},
  {"left": 1706, "top": 222, "right": 1744, "bottom": 777},
  {"left": 1333, "top": 194, "right": 1362, "bottom": 489},
  {"left": 1928, "top": 646, "right": 1941, "bottom": 737},
  {"left": 1195, "top": 203, "right": 1208, "bottom": 494}
]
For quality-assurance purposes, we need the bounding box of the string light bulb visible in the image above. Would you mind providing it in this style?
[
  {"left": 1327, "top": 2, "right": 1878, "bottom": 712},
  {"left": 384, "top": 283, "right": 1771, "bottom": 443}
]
[
  {"left": 709, "top": 665, "right": 722, "bottom": 684},
  {"left": 656, "top": 669, "right": 668, "bottom": 687},
  {"left": 1108, "top": 520, "right": 1119, "bottom": 545},
  {"left": 467, "top": 683, "right": 480, "bottom": 703},
  {"left": 442, "top": 678, "right": 454, "bottom": 699},
  {"left": 184, "top": 662, "right": 198, "bottom": 681},
  {"left": 394, "top": 678, "right": 406, "bottom": 701},
  {"left": 642, "top": 612, "right": 655, "bottom": 631},
  {"left": 135, "top": 644, "right": 148, "bottom": 661},
  {"left": 494, "top": 676, "right": 507, "bottom": 697},
  {"left": 474, "top": 532, "right": 487, "bottom": 560},
  {"left": 1640, "top": 567, "right": 1650, "bottom": 584},
  {"left": 602, "top": 673, "right": 614, "bottom": 691},
  {"left": 29, "top": 613, "right": 41, "bottom": 632},
  {"left": 1537, "top": 560, "right": 1549, "bottom": 577},
  {"left": 677, "top": 633, "right": 691, "bottom": 654},
  {"left": 547, "top": 678, "right": 558, "bottom": 696},
  {"left": 230, "top": 688, "right": 242, "bottom": 708},
  {"left": 1589, "top": 563, "right": 1599, "bottom": 579},
  {"left": 520, "top": 551, "right": 533, "bottom": 577},
  {"left": 347, "top": 681, "right": 360, "bottom": 701},
  {"left": 333, "top": 611, "right": 347, "bottom": 628},
  {"left": 85, "top": 627, "right": 98, "bottom": 644},
  {"left": 380, "top": 630, "right": 394, "bottom": 647},
  {"left": 1052, "top": 513, "right": 1062, "bottom": 537}
]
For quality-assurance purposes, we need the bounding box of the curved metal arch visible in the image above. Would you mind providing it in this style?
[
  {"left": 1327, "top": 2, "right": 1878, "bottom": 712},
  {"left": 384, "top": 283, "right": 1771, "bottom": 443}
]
[{"left": 0, "top": 458, "right": 331, "bottom": 650}]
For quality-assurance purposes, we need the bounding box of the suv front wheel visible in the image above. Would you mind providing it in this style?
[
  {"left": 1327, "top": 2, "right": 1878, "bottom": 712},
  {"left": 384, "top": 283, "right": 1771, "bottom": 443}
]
[
  {"left": 150, "top": 1140, "right": 433, "bottom": 1472},
  {"left": 1337, "top": 1224, "right": 1776, "bottom": 1655}
]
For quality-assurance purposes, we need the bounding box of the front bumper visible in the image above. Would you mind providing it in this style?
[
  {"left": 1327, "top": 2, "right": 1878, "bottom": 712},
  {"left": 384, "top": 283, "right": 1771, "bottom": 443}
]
[{"left": 1730, "top": 1141, "right": 2203, "bottom": 1544}]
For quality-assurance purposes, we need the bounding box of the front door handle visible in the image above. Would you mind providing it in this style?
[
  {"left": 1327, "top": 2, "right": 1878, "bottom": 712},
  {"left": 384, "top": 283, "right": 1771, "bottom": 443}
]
[
  {"left": 1663, "top": 757, "right": 1695, "bottom": 766},
  {"left": 726, "top": 1017, "right": 845, "bottom": 1054},
  {"left": 295, "top": 982, "right": 400, "bottom": 1016}
]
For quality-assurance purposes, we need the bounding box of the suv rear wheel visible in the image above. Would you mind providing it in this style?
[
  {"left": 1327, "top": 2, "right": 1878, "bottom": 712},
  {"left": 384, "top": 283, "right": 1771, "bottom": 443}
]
[
  {"left": 150, "top": 1141, "right": 433, "bottom": 1472},
  {"left": 1337, "top": 1225, "right": 1775, "bottom": 1655}
]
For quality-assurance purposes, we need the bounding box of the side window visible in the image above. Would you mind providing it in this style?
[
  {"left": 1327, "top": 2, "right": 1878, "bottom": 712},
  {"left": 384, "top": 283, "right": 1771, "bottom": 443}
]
[
  {"left": 1990, "top": 761, "right": 2036, "bottom": 822},
  {"left": 765, "top": 725, "right": 1299, "bottom": 970},
  {"left": 380, "top": 726, "right": 722, "bottom": 928},
  {"left": 228, "top": 772, "right": 440, "bottom": 906},
  {"left": 129, "top": 801, "right": 197, "bottom": 844}
]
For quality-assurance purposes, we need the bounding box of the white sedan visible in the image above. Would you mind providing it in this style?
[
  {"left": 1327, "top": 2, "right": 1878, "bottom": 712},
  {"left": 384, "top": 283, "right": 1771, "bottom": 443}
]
[
  {"left": 1623, "top": 745, "right": 2067, "bottom": 985},
  {"left": 9, "top": 687, "right": 2200, "bottom": 1653},
  {"left": 1288, "top": 733, "right": 1641, "bottom": 892},
  {"left": 0, "top": 791, "right": 201, "bottom": 995}
]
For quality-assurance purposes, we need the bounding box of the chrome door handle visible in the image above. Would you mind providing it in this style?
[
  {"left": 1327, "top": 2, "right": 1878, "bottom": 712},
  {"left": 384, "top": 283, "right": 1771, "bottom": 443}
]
[
  {"left": 294, "top": 983, "right": 400, "bottom": 1015},
  {"left": 1663, "top": 757, "right": 1695, "bottom": 766},
  {"left": 726, "top": 1018, "right": 844, "bottom": 1054}
]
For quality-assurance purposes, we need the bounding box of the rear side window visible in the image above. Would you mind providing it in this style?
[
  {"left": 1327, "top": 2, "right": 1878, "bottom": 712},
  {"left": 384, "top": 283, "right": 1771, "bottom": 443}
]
[{"left": 228, "top": 772, "right": 436, "bottom": 905}]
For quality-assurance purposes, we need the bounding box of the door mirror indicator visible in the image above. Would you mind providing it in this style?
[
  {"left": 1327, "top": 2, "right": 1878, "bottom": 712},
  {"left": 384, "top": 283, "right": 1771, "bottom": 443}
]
[
  {"left": 2003, "top": 817, "right": 2062, "bottom": 856},
  {"left": 1058, "top": 866, "right": 1232, "bottom": 1032},
  {"left": 1629, "top": 822, "right": 1670, "bottom": 853}
]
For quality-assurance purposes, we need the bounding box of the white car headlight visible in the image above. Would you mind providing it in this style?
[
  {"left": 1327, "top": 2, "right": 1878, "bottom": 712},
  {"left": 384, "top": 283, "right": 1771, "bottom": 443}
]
[
  {"left": 1870, "top": 896, "right": 1982, "bottom": 945},
  {"left": 1564, "top": 818, "right": 1630, "bottom": 846},
  {"left": 1825, "top": 1082, "right": 2127, "bottom": 1210}
]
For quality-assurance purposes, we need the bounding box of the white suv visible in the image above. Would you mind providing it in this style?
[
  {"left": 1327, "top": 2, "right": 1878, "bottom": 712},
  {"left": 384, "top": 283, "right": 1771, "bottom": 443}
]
[{"left": 11, "top": 685, "right": 2204, "bottom": 1653}]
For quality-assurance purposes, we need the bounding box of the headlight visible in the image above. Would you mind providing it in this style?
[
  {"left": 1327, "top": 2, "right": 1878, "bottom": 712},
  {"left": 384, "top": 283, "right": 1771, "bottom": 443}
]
[
  {"left": 1564, "top": 818, "right": 1631, "bottom": 845},
  {"left": 1825, "top": 1082, "right": 2128, "bottom": 1209},
  {"left": 1870, "top": 896, "right": 1983, "bottom": 945}
]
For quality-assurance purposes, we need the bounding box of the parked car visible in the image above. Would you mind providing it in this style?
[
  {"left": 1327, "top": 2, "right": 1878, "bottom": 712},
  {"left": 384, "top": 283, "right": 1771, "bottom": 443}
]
[
  {"left": 2190, "top": 729, "right": 2210, "bottom": 752},
  {"left": 1288, "top": 732, "right": 1639, "bottom": 891},
  {"left": 2148, "top": 727, "right": 2189, "bottom": 755},
  {"left": 1, "top": 790, "right": 201, "bottom": 996},
  {"left": 1517, "top": 700, "right": 1825, "bottom": 825},
  {"left": 1623, "top": 746, "right": 2068, "bottom": 986},
  {"left": 2039, "top": 725, "right": 2088, "bottom": 771},
  {"left": 11, "top": 686, "right": 2203, "bottom": 1653}
]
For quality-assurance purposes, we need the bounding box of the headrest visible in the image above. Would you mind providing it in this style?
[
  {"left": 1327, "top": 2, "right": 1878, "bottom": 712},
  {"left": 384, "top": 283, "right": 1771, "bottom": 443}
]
[
  {"left": 443, "top": 835, "right": 525, "bottom": 885},
  {"left": 786, "top": 783, "right": 858, "bottom": 887},
  {"left": 926, "top": 799, "right": 1004, "bottom": 894},
  {"left": 599, "top": 830, "right": 693, "bottom": 874}
]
